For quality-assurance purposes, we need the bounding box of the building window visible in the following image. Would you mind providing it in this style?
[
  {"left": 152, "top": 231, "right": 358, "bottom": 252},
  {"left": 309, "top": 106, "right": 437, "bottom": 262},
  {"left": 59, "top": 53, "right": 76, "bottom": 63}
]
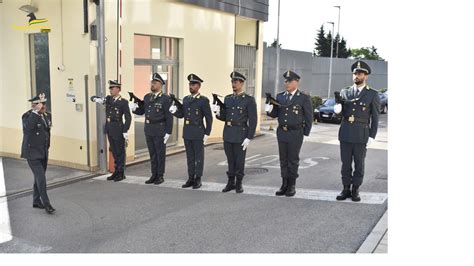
[{"left": 29, "top": 33, "right": 52, "bottom": 114}]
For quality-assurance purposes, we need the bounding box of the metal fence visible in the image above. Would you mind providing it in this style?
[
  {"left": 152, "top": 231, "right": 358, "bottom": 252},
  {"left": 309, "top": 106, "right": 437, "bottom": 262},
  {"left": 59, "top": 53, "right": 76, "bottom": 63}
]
[{"left": 262, "top": 46, "right": 388, "bottom": 98}]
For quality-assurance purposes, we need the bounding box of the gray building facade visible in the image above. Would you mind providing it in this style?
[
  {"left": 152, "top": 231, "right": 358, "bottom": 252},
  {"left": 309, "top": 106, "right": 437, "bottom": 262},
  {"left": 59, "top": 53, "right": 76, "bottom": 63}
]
[{"left": 263, "top": 45, "right": 388, "bottom": 98}]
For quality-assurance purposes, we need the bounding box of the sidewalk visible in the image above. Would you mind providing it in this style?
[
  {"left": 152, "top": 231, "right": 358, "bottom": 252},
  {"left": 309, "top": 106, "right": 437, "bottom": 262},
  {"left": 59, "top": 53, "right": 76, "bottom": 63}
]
[{"left": 1, "top": 157, "right": 93, "bottom": 197}]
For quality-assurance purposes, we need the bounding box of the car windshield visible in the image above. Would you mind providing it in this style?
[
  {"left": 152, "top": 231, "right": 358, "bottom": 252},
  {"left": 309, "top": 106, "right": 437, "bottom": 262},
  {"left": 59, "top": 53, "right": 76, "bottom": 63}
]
[{"left": 323, "top": 98, "right": 336, "bottom": 106}]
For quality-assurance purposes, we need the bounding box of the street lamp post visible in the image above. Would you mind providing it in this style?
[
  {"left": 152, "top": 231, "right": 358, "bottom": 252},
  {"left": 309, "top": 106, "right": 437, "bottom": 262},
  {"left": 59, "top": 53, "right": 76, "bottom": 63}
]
[
  {"left": 274, "top": 0, "right": 281, "bottom": 97},
  {"left": 326, "top": 22, "right": 335, "bottom": 99},
  {"left": 268, "top": 0, "right": 281, "bottom": 131},
  {"left": 334, "top": 6, "right": 341, "bottom": 59}
]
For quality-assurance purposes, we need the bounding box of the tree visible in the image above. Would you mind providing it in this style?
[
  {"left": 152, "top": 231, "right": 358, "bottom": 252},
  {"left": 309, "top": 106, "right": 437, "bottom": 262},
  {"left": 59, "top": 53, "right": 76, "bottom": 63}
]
[
  {"left": 270, "top": 39, "right": 282, "bottom": 48},
  {"left": 313, "top": 25, "right": 329, "bottom": 56},
  {"left": 335, "top": 34, "right": 351, "bottom": 58},
  {"left": 350, "top": 46, "right": 384, "bottom": 61},
  {"left": 313, "top": 25, "right": 350, "bottom": 58}
]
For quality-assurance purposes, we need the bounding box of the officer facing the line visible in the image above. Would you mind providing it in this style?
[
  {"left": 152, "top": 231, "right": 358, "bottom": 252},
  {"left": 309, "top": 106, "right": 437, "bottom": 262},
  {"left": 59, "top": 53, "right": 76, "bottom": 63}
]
[
  {"left": 333, "top": 60, "right": 380, "bottom": 202},
  {"left": 21, "top": 93, "right": 55, "bottom": 214}
]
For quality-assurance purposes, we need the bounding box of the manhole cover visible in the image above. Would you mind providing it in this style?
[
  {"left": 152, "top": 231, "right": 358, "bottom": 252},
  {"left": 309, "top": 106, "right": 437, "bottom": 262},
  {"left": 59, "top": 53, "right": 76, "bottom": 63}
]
[
  {"left": 245, "top": 168, "right": 269, "bottom": 175},
  {"left": 375, "top": 173, "right": 388, "bottom": 180}
]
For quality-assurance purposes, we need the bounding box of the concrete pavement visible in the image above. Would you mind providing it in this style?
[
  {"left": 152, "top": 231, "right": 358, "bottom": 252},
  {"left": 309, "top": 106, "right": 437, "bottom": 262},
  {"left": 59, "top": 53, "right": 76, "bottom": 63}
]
[{"left": 0, "top": 114, "right": 388, "bottom": 253}]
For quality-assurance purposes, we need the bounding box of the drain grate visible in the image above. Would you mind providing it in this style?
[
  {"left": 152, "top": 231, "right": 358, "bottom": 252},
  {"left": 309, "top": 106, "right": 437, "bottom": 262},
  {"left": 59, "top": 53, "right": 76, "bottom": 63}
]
[
  {"left": 374, "top": 173, "right": 388, "bottom": 180},
  {"left": 245, "top": 168, "right": 269, "bottom": 175}
]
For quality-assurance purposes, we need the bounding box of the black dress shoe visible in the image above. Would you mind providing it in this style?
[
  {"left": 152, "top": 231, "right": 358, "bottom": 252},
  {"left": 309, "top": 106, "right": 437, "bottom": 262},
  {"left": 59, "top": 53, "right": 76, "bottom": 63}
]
[
  {"left": 44, "top": 204, "right": 55, "bottom": 214},
  {"left": 336, "top": 185, "right": 352, "bottom": 201},
  {"left": 145, "top": 176, "right": 156, "bottom": 184},
  {"left": 154, "top": 176, "right": 164, "bottom": 185},
  {"left": 235, "top": 177, "right": 243, "bottom": 193},
  {"left": 351, "top": 185, "right": 361, "bottom": 202},
  {"left": 114, "top": 173, "right": 126, "bottom": 182},
  {"left": 33, "top": 202, "right": 45, "bottom": 209},
  {"left": 107, "top": 172, "right": 117, "bottom": 181},
  {"left": 285, "top": 178, "right": 296, "bottom": 197},
  {"left": 275, "top": 178, "right": 288, "bottom": 196},
  {"left": 192, "top": 177, "right": 202, "bottom": 189},
  {"left": 182, "top": 177, "right": 194, "bottom": 188},
  {"left": 222, "top": 177, "right": 235, "bottom": 192}
]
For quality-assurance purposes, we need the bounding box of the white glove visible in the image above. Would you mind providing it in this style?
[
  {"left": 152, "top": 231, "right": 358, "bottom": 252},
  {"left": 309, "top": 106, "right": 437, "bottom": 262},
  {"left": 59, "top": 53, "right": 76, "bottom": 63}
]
[
  {"left": 169, "top": 105, "right": 177, "bottom": 114},
  {"left": 129, "top": 102, "right": 138, "bottom": 111},
  {"left": 367, "top": 137, "right": 375, "bottom": 146},
  {"left": 163, "top": 133, "right": 171, "bottom": 144},
  {"left": 123, "top": 132, "right": 128, "bottom": 140},
  {"left": 203, "top": 135, "right": 209, "bottom": 144},
  {"left": 265, "top": 104, "right": 273, "bottom": 112},
  {"left": 93, "top": 98, "right": 105, "bottom": 104},
  {"left": 241, "top": 138, "right": 251, "bottom": 151},
  {"left": 334, "top": 103, "right": 342, "bottom": 114},
  {"left": 211, "top": 104, "right": 220, "bottom": 113}
]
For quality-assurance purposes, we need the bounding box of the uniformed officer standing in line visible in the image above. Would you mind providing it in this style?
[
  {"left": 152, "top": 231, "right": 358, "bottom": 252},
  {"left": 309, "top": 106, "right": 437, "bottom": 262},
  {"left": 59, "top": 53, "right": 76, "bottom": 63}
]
[
  {"left": 91, "top": 80, "right": 132, "bottom": 182},
  {"left": 211, "top": 71, "right": 257, "bottom": 193},
  {"left": 130, "top": 73, "right": 173, "bottom": 185},
  {"left": 265, "top": 70, "right": 313, "bottom": 197},
  {"left": 21, "top": 93, "right": 55, "bottom": 214},
  {"left": 333, "top": 60, "right": 380, "bottom": 202},
  {"left": 169, "top": 74, "right": 213, "bottom": 189}
]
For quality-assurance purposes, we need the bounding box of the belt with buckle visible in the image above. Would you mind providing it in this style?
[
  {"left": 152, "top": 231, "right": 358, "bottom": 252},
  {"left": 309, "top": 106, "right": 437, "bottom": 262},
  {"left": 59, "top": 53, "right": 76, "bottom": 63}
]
[
  {"left": 279, "top": 125, "right": 302, "bottom": 131},
  {"left": 107, "top": 118, "right": 121, "bottom": 123},
  {"left": 185, "top": 120, "right": 203, "bottom": 126},
  {"left": 145, "top": 119, "right": 166, "bottom": 124},
  {"left": 344, "top": 115, "right": 368, "bottom": 124},
  {"left": 225, "top": 121, "right": 246, "bottom": 127}
]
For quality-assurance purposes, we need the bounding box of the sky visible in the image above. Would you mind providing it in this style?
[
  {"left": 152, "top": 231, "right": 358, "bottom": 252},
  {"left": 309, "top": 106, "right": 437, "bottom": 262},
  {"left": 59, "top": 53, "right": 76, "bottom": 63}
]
[{"left": 263, "top": 0, "right": 392, "bottom": 60}]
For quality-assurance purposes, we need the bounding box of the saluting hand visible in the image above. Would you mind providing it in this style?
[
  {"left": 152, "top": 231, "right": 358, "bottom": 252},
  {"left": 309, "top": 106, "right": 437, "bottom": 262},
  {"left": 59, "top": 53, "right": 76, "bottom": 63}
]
[
  {"left": 264, "top": 104, "right": 273, "bottom": 113},
  {"left": 169, "top": 104, "right": 177, "bottom": 114},
  {"left": 129, "top": 102, "right": 138, "bottom": 111}
]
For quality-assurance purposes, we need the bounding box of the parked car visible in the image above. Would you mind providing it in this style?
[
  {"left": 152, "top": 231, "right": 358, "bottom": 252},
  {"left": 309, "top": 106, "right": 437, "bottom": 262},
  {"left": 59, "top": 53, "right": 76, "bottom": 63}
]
[
  {"left": 314, "top": 98, "right": 342, "bottom": 124},
  {"left": 379, "top": 92, "right": 388, "bottom": 114}
]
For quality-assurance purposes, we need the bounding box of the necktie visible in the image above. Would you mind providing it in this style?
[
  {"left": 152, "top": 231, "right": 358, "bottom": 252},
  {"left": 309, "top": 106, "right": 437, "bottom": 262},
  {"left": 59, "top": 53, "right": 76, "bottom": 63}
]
[
  {"left": 40, "top": 115, "right": 47, "bottom": 128},
  {"left": 285, "top": 93, "right": 291, "bottom": 103},
  {"left": 151, "top": 94, "right": 155, "bottom": 101}
]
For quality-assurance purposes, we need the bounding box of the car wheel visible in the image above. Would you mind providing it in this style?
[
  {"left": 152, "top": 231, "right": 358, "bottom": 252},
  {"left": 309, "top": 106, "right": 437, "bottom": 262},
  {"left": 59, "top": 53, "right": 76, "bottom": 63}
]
[{"left": 382, "top": 105, "right": 388, "bottom": 114}]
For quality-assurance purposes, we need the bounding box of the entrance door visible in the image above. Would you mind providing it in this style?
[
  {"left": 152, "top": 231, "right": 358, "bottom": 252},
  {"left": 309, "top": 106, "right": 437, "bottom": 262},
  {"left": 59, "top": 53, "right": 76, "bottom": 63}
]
[
  {"left": 134, "top": 35, "right": 179, "bottom": 155},
  {"left": 234, "top": 44, "right": 257, "bottom": 96}
]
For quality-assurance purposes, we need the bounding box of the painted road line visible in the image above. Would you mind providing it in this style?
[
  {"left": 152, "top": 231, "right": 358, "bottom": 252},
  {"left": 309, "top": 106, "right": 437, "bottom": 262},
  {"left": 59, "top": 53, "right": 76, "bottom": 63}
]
[
  {"left": 323, "top": 139, "right": 387, "bottom": 150},
  {"left": 0, "top": 158, "right": 13, "bottom": 244},
  {"left": 93, "top": 175, "right": 387, "bottom": 205}
]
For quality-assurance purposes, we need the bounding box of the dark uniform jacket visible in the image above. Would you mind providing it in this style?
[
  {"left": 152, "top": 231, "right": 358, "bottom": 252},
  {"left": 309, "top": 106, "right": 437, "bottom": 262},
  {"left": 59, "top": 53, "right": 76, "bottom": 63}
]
[
  {"left": 216, "top": 93, "right": 257, "bottom": 143},
  {"left": 104, "top": 95, "right": 132, "bottom": 139},
  {"left": 21, "top": 110, "right": 52, "bottom": 160},
  {"left": 338, "top": 85, "right": 380, "bottom": 144},
  {"left": 173, "top": 94, "right": 213, "bottom": 140},
  {"left": 133, "top": 92, "right": 173, "bottom": 137},
  {"left": 267, "top": 89, "right": 313, "bottom": 142}
]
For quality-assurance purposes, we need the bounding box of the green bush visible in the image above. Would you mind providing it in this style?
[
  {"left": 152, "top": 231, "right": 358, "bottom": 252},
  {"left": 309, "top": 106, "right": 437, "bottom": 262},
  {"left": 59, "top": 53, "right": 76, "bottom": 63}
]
[
  {"left": 378, "top": 88, "right": 388, "bottom": 93},
  {"left": 311, "top": 96, "right": 323, "bottom": 108}
]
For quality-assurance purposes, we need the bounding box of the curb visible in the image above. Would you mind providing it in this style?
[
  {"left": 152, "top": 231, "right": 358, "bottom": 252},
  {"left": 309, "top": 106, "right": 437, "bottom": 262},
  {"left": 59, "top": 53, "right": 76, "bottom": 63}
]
[{"left": 356, "top": 209, "right": 388, "bottom": 253}]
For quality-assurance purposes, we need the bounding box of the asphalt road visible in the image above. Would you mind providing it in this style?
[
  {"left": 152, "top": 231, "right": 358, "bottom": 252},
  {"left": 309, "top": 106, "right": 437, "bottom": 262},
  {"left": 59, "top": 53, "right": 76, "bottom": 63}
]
[{"left": 0, "top": 115, "right": 387, "bottom": 253}]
